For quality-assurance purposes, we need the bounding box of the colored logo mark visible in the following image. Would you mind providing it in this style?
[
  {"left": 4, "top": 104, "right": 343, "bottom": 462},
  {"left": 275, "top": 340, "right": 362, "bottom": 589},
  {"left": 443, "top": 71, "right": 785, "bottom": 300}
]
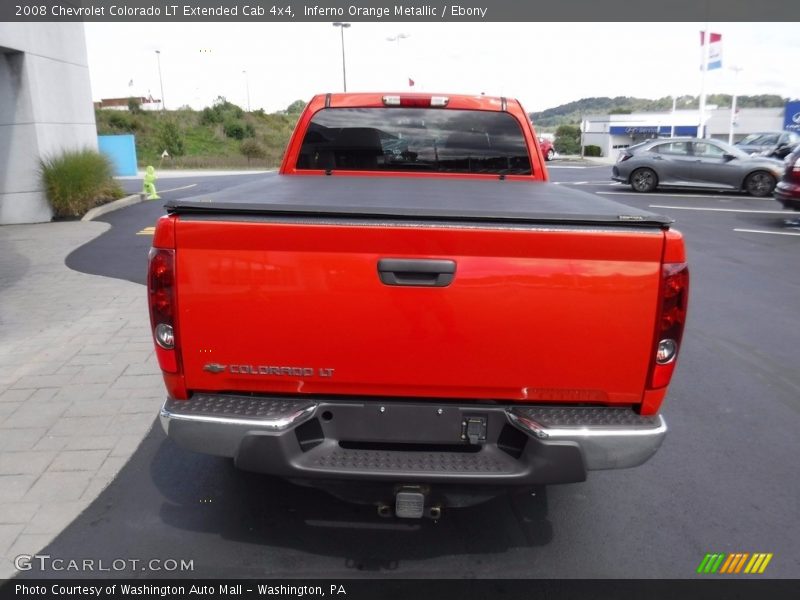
[{"left": 697, "top": 553, "right": 773, "bottom": 574}]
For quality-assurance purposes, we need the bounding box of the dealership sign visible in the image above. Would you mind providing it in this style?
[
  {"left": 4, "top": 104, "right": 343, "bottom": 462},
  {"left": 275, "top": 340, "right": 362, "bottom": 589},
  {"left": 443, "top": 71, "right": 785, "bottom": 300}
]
[
  {"left": 623, "top": 127, "right": 659, "bottom": 134},
  {"left": 785, "top": 101, "right": 800, "bottom": 132},
  {"left": 700, "top": 32, "right": 723, "bottom": 71},
  {"left": 609, "top": 125, "right": 699, "bottom": 136}
]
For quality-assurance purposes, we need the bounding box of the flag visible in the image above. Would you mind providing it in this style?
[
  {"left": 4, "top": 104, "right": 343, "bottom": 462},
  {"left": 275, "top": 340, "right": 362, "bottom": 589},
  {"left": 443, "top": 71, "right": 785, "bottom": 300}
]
[
  {"left": 700, "top": 32, "right": 722, "bottom": 71},
  {"left": 408, "top": 78, "right": 415, "bottom": 87}
]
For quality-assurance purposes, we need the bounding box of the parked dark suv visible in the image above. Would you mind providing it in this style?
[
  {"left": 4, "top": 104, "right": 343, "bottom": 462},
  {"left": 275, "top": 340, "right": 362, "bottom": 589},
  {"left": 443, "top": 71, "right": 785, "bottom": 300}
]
[
  {"left": 735, "top": 131, "right": 800, "bottom": 160},
  {"left": 774, "top": 146, "right": 800, "bottom": 211}
]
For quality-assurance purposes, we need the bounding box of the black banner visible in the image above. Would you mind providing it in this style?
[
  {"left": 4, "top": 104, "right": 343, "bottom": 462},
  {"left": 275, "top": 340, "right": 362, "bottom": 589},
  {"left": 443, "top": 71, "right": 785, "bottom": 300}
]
[
  {"left": 3, "top": 580, "right": 800, "bottom": 600},
  {"left": 2, "top": 0, "right": 800, "bottom": 22}
]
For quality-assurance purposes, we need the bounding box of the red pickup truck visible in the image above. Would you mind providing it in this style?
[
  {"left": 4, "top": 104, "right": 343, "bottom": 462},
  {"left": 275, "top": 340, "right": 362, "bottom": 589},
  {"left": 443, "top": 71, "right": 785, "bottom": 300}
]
[{"left": 150, "top": 93, "right": 688, "bottom": 518}]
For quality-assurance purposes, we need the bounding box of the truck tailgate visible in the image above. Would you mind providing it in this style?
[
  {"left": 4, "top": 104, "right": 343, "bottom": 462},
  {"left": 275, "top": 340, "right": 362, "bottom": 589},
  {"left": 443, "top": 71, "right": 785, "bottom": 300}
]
[{"left": 174, "top": 218, "right": 664, "bottom": 405}]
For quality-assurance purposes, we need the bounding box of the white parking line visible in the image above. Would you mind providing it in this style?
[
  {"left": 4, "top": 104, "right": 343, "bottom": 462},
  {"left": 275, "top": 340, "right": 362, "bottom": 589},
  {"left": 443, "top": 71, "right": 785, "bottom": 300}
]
[
  {"left": 596, "top": 191, "right": 747, "bottom": 199},
  {"left": 547, "top": 165, "right": 606, "bottom": 169},
  {"left": 733, "top": 228, "right": 800, "bottom": 237},
  {"left": 648, "top": 205, "right": 789, "bottom": 215},
  {"left": 157, "top": 183, "right": 197, "bottom": 193},
  {"left": 563, "top": 181, "right": 622, "bottom": 186}
]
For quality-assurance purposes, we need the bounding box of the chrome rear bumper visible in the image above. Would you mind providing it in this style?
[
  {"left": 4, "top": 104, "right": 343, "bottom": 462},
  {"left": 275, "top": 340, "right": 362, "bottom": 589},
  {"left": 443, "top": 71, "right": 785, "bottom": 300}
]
[
  {"left": 160, "top": 395, "right": 666, "bottom": 483},
  {"left": 506, "top": 406, "right": 666, "bottom": 470}
]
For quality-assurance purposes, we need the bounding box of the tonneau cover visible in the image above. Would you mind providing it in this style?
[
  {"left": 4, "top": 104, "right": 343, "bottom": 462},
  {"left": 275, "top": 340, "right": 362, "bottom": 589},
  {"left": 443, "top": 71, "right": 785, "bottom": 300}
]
[{"left": 164, "top": 175, "right": 672, "bottom": 227}]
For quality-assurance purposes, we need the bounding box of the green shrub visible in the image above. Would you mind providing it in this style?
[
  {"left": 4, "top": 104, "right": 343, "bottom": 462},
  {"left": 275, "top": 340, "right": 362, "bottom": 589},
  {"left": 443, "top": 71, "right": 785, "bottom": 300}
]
[
  {"left": 221, "top": 102, "right": 244, "bottom": 120},
  {"left": 223, "top": 119, "right": 246, "bottom": 140},
  {"left": 127, "top": 97, "right": 142, "bottom": 114},
  {"left": 286, "top": 100, "right": 307, "bottom": 114},
  {"left": 108, "top": 111, "right": 135, "bottom": 131},
  {"left": 554, "top": 124, "right": 581, "bottom": 155},
  {"left": 158, "top": 120, "right": 185, "bottom": 156},
  {"left": 40, "top": 149, "right": 124, "bottom": 218},
  {"left": 583, "top": 145, "right": 602, "bottom": 157},
  {"left": 200, "top": 106, "right": 222, "bottom": 125},
  {"left": 211, "top": 97, "right": 244, "bottom": 119},
  {"left": 240, "top": 138, "right": 265, "bottom": 164}
]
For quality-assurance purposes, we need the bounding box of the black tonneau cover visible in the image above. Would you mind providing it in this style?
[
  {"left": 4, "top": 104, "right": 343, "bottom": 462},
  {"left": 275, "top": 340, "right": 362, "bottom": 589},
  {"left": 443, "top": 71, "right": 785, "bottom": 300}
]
[{"left": 164, "top": 175, "right": 672, "bottom": 227}]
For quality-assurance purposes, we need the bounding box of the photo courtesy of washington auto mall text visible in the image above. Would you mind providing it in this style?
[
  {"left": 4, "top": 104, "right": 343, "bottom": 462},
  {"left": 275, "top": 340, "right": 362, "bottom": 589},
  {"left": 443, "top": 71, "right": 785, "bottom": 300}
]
[{"left": 12, "top": 584, "right": 347, "bottom": 598}]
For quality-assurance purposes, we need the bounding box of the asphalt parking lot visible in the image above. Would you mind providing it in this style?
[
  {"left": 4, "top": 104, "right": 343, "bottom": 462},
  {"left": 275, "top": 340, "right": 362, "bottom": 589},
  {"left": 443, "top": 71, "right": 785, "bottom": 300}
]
[{"left": 28, "top": 164, "right": 800, "bottom": 578}]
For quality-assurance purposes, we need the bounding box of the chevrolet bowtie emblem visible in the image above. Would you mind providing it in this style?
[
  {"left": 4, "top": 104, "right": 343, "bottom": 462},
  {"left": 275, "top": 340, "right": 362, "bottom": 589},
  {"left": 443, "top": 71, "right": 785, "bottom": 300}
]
[{"left": 203, "top": 363, "right": 227, "bottom": 373}]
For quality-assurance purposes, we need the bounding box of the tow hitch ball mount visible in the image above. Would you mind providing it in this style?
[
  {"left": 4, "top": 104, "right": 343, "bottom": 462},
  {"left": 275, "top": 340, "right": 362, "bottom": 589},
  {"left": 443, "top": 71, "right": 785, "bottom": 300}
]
[{"left": 378, "top": 486, "right": 441, "bottom": 519}]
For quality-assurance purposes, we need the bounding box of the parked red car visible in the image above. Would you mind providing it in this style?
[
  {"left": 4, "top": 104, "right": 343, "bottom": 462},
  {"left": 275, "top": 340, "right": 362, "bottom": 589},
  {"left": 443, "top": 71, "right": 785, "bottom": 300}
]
[
  {"left": 774, "top": 146, "right": 800, "bottom": 211},
  {"left": 538, "top": 136, "right": 555, "bottom": 161}
]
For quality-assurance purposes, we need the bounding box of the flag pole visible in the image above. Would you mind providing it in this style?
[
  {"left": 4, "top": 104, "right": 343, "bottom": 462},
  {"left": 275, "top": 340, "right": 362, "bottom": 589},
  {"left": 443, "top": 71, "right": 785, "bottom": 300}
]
[
  {"left": 728, "top": 66, "right": 743, "bottom": 145},
  {"left": 699, "top": 26, "right": 711, "bottom": 139}
]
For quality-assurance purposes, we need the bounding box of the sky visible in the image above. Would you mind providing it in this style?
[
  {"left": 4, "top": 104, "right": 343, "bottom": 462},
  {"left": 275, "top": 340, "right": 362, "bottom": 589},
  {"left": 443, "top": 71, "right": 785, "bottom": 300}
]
[{"left": 83, "top": 22, "right": 800, "bottom": 114}]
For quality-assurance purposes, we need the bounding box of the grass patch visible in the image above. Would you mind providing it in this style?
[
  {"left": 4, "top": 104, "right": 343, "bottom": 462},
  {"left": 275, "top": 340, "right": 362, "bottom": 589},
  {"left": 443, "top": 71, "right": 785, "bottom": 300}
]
[{"left": 40, "top": 149, "right": 125, "bottom": 219}]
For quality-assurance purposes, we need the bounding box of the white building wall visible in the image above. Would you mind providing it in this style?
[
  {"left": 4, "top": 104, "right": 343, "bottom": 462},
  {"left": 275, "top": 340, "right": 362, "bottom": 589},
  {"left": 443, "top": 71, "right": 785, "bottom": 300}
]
[
  {"left": 582, "top": 132, "right": 612, "bottom": 157},
  {"left": 581, "top": 108, "right": 788, "bottom": 156},
  {"left": 0, "top": 23, "right": 97, "bottom": 224},
  {"left": 706, "top": 108, "right": 784, "bottom": 141}
]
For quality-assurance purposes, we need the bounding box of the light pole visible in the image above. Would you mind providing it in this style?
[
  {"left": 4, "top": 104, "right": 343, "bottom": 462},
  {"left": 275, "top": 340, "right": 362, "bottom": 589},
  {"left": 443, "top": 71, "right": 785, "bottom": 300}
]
[
  {"left": 242, "top": 70, "right": 251, "bottom": 112},
  {"left": 386, "top": 33, "right": 410, "bottom": 87},
  {"left": 728, "top": 66, "right": 743, "bottom": 145},
  {"left": 332, "top": 22, "right": 351, "bottom": 92},
  {"left": 670, "top": 96, "right": 677, "bottom": 138},
  {"left": 155, "top": 50, "right": 165, "bottom": 111},
  {"left": 386, "top": 33, "right": 410, "bottom": 47}
]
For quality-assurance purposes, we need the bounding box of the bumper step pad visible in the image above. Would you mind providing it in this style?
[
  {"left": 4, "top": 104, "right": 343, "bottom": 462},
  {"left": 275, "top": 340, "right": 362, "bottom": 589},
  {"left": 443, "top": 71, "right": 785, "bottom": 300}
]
[
  {"left": 313, "top": 447, "right": 513, "bottom": 473},
  {"left": 509, "top": 406, "right": 662, "bottom": 429},
  {"left": 167, "top": 394, "right": 316, "bottom": 422}
]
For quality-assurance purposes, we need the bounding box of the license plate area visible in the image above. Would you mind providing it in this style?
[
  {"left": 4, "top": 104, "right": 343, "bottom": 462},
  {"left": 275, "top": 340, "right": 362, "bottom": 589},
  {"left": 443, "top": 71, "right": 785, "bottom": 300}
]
[{"left": 314, "top": 401, "right": 504, "bottom": 446}]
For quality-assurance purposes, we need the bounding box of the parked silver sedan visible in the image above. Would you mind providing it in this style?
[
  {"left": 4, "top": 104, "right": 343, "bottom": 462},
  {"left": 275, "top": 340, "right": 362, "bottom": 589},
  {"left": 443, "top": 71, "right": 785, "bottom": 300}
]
[{"left": 612, "top": 138, "right": 785, "bottom": 197}]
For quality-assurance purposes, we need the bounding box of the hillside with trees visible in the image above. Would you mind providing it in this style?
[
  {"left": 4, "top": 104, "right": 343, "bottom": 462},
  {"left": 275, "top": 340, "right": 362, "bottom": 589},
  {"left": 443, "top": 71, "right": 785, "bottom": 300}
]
[
  {"left": 96, "top": 93, "right": 791, "bottom": 168},
  {"left": 531, "top": 94, "right": 787, "bottom": 130},
  {"left": 94, "top": 97, "right": 307, "bottom": 168}
]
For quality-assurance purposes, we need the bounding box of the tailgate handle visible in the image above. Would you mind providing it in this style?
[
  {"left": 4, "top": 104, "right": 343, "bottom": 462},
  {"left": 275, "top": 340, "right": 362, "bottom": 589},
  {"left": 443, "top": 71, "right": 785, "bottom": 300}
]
[{"left": 377, "top": 258, "right": 456, "bottom": 287}]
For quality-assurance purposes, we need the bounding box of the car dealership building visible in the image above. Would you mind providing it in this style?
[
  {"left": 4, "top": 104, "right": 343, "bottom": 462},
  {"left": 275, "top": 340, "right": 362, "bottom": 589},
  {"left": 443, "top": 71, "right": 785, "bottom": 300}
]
[
  {"left": 0, "top": 23, "right": 97, "bottom": 224},
  {"left": 582, "top": 101, "right": 800, "bottom": 159}
]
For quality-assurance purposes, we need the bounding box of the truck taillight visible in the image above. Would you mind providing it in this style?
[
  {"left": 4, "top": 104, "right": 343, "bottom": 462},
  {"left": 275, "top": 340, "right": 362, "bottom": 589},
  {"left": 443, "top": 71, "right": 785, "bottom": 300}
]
[
  {"left": 649, "top": 262, "right": 689, "bottom": 389},
  {"left": 382, "top": 95, "right": 449, "bottom": 107},
  {"left": 148, "top": 247, "right": 179, "bottom": 373}
]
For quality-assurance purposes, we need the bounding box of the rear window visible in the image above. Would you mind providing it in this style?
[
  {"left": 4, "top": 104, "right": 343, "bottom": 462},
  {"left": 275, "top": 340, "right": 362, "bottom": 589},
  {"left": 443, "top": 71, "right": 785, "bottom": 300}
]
[
  {"left": 739, "top": 133, "right": 779, "bottom": 146},
  {"left": 296, "top": 108, "right": 532, "bottom": 175}
]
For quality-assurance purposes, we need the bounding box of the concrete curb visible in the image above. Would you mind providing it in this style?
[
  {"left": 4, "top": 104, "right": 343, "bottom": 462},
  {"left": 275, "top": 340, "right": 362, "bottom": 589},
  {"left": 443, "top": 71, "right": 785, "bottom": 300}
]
[
  {"left": 81, "top": 193, "right": 145, "bottom": 222},
  {"left": 116, "top": 168, "right": 275, "bottom": 180}
]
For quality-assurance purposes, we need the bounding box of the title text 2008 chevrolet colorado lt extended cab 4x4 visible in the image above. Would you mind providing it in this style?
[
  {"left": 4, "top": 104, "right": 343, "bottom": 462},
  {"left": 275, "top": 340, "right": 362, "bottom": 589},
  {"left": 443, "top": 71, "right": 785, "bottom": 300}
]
[{"left": 150, "top": 93, "right": 689, "bottom": 518}]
